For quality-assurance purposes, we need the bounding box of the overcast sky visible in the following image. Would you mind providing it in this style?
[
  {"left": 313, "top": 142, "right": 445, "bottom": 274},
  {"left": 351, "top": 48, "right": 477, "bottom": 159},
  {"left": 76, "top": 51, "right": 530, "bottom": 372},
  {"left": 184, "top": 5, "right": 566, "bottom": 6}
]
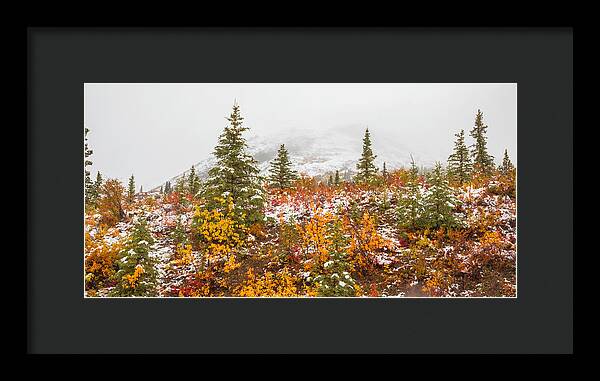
[{"left": 84, "top": 83, "right": 516, "bottom": 190}]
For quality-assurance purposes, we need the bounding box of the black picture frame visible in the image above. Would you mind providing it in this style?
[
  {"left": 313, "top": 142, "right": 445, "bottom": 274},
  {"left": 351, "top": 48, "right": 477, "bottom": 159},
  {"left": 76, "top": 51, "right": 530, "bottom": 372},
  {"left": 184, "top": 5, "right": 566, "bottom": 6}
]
[{"left": 27, "top": 27, "right": 573, "bottom": 354}]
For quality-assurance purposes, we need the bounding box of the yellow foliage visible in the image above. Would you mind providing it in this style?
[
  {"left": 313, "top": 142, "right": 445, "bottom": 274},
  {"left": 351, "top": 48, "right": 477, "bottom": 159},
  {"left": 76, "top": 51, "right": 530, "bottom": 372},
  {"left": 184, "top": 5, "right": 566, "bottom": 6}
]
[
  {"left": 415, "top": 234, "right": 434, "bottom": 249},
  {"left": 172, "top": 243, "right": 194, "bottom": 266},
  {"left": 194, "top": 197, "right": 247, "bottom": 270},
  {"left": 296, "top": 206, "right": 334, "bottom": 269},
  {"left": 347, "top": 211, "right": 392, "bottom": 271},
  {"left": 238, "top": 267, "right": 298, "bottom": 297},
  {"left": 84, "top": 228, "right": 123, "bottom": 290},
  {"left": 480, "top": 230, "right": 502, "bottom": 245},
  {"left": 422, "top": 269, "right": 450, "bottom": 296},
  {"left": 304, "top": 284, "right": 320, "bottom": 297},
  {"left": 223, "top": 254, "right": 241, "bottom": 273},
  {"left": 124, "top": 264, "right": 144, "bottom": 289},
  {"left": 471, "top": 207, "right": 501, "bottom": 236}
]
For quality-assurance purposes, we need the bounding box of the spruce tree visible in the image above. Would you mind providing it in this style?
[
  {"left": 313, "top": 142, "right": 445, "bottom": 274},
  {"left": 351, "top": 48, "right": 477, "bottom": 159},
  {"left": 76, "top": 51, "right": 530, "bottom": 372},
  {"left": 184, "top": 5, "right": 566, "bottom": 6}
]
[
  {"left": 160, "top": 185, "right": 163, "bottom": 194},
  {"left": 175, "top": 175, "right": 186, "bottom": 195},
  {"left": 447, "top": 129, "right": 472, "bottom": 186},
  {"left": 128, "top": 175, "right": 136, "bottom": 203},
  {"left": 312, "top": 219, "right": 358, "bottom": 297},
  {"left": 328, "top": 174, "right": 333, "bottom": 187},
  {"left": 423, "top": 162, "right": 461, "bottom": 229},
  {"left": 162, "top": 181, "right": 171, "bottom": 201},
  {"left": 355, "top": 128, "right": 379, "bottom": 184},
  {"left": 173, "top": 175, "right": 189, "bottom": 206},
  {"left": 110, "top": 218, "right": 158, "bottom": 297},
  {"left": 397, "top": 156, "right": 424, "bottom": 229},
  {"left": 470, "top": 109, "right": 495, "bottom": 176},
  {"left": 334, "top": 170, "right": 340, "bottom": 186},
  {"left": 268, "top": 144, "right": 298, "bottom": 189},
  {"left": 89, "top": 171, "right": 103, "bottom": 208},
  {"left": 188, "top": 165, "right": 201, "bottom": 196},
  {"left": 84, "top": 127, "right": 94, "bottom": 209},
  {"left": 382, "top": 162, "right": 388, "bottom": 180},
  {"left": 203, "top": 101, "right": 265, "bottom": 225},
  {"left": 500, "top": 149, "right": 515, "bottom": 174},
  {"left": 171, "top": 216, "right": 188, "bottom": 246},
  {"left": 95, "top": 171, "right": 103, "bottom": 189}
]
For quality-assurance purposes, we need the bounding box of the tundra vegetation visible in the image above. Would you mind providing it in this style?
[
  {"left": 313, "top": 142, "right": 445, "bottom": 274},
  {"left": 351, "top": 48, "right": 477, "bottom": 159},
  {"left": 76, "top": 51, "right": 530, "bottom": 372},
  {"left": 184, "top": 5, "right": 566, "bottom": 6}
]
[{"left": 84, "top": 104, "right": 516, "bottom": 297}]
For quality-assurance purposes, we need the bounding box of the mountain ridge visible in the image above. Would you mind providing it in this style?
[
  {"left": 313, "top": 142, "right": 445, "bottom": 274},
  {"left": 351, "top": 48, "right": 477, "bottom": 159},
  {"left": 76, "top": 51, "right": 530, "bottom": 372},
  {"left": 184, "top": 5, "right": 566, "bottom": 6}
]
[{"left": 150, "top": 127, "right": 437, "bottom": 192}]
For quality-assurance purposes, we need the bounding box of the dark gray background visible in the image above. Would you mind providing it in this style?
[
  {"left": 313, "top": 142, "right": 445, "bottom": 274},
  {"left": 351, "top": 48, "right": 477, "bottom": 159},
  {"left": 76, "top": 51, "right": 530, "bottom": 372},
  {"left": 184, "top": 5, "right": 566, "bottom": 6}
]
[{"left": 28, "top": 28, "right": 573, "bottom": 354}]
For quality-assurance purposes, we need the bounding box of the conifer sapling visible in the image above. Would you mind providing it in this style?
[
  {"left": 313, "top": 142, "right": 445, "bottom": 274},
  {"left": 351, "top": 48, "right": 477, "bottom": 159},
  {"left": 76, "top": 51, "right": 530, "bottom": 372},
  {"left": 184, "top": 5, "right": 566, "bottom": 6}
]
[
  {"left": 500, "top": 149, "right": 515, "bottom": 174},
  {"left": 128, "top": 175, "right": 136, "bottom": 203},
  {"left": 447, "top": 129, "right": 472, "bottom": 186},
  {"left": 355, "top": 128, "right": 379, "bottom": 184},
  {"left": 470, "top": 109, "right": 495, "bottom": 176},
  {"left": 268, "top": 144, "right": 299, "bottom": 189}
]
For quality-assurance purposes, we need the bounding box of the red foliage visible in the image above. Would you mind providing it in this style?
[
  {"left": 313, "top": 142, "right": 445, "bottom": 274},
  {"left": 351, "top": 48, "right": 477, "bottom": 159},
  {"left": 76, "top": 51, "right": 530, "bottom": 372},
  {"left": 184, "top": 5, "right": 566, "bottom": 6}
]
[
  {"left": 165, "top": 192, "right": 180, "bottom": 205},
  {"left": 368, "top": 284, "right": 379, "bottom": 297}
]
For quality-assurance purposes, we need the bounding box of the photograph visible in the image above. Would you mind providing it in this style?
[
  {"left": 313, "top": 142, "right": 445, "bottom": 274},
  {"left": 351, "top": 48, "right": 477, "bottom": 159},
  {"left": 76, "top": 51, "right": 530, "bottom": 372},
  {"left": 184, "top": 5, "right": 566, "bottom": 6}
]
[{"left": 83, "top": 83, "right": 517, "bottom": 298}]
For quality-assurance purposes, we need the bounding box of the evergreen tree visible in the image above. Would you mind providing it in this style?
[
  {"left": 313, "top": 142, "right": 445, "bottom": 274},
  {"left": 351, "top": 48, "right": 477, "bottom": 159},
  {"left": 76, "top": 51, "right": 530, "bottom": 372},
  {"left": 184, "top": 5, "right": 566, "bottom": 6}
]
[
  {"left": 175, "top": 175, "right": 186, "bottom": 197},
  {"left": 334, "top": 170, "right": 340, "bottom": 186},
  {"left": 500, "top": 149, "right": 515, "bottom": 174},
  {"left": 355, "top": 128, "right": 379, "bottom": 184},
  {"left": 382, "top": 162, "right": 388, "bottom": 180},
  {"left": 188, "top": 165, "right": 201, "bottom": 196},
  {"left": 88, "top": 171, "right": 103, "bottom": 208},
  {"left": 328, "top": 174, "right": 333, "bottom": 186},
  {"left": 127, "top": 175, "right": 135, "bottom": 203},
  {"left": 95, "top": 171, "right": 103, "bottom": 188},
  {"left": 312, "top": 220, "right": 358, "bottom": 297},
  {"left": 84, "top": 127, "right": 94, "bottom": 209},
  {"left": 139, "top": 185, "right": 143, "bottom": 193},
  {"left": 268, "top": 144, "right": 298, "bottom": 189},
  {"left": 110, "top": 218, "right": 158, "bottom": 297},
  {"left": 160, "top": 185, "right": 163, "bottom": 195},
  {"left": 397, "top": 155, "right": 425, "bottom": 229},
  {"left": 470, "top": 109, "right": 495, "bottom": 176},
  {"left": 171, "top": 216, "right": 188, "bottom": 246},
  {"left": 379, "top": 189, "right": 392, "bottom": 216},
  {"left": 447, "top": 129, "right": 472, "bottom": 186},
  {"left": 423, "top": 162, "right": 461, "bottom": 229},
  {"left": 203, "top": 102, "right": 265, "bottom": 225}
]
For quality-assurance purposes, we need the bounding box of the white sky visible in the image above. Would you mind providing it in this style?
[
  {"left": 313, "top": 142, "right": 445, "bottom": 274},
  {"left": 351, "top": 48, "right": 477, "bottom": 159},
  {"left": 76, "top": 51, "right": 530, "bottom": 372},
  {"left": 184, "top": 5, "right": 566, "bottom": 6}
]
[{"left": 84, "top": 83, "right": 517, "bottom": 190}]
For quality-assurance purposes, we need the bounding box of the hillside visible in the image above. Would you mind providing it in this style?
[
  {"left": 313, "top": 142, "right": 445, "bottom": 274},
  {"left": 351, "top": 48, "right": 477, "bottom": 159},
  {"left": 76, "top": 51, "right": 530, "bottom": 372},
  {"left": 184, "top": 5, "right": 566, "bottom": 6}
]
[
  {"left": 152, "top": 126, "right": 437, "bottom": 191},
  {"left": 85, "top": 105, "right": 516, "bottom": 298},
  {"left": 85, "top": 170, "right": 516, "bottom": 298}
]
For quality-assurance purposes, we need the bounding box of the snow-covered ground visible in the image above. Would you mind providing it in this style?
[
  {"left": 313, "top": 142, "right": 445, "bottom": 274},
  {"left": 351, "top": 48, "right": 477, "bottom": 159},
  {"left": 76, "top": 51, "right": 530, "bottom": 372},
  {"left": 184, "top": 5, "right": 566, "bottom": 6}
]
[{"left": 86, "top": 177, "right": 516, "bottom": 298}]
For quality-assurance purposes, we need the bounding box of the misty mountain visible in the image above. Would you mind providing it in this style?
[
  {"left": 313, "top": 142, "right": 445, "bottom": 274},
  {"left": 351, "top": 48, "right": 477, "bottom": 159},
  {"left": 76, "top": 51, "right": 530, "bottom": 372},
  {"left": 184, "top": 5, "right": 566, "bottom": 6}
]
[{"left": 151, "top": 125, "right": 436, "bottom": 191}]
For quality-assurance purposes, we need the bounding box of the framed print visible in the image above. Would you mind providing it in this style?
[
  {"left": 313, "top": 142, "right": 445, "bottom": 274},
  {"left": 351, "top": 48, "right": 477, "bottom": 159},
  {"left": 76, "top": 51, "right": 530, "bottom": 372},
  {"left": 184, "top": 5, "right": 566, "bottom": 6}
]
[
  {"left": 83, "top": 83, "right": 517, "bottom": 299},
  {"left": 28, "top": 27, "right": 572, "bottom": 354}
]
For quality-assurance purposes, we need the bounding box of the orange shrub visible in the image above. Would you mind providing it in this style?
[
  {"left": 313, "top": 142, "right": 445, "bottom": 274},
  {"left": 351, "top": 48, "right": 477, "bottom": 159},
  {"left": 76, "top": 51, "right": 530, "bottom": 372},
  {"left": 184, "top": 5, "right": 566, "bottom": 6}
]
[
  {"left": 84, "top": 228, "right": 123, "bottom": 291},
  {"left": 295, "top": 206, "right": 334, "bottom": 270},
  {"left": 97, "top": 179, "right": 126, "bottom": 227},
  {"left": 346, "top": 211, "right": 392, "bottom": 272}
]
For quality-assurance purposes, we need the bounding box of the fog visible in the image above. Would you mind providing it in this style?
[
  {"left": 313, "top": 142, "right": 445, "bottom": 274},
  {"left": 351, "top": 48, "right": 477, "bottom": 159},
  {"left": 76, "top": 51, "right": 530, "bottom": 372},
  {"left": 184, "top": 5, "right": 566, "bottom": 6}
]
[{"left": 84, "top": 83, "right": 516, "bottom": 190}]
